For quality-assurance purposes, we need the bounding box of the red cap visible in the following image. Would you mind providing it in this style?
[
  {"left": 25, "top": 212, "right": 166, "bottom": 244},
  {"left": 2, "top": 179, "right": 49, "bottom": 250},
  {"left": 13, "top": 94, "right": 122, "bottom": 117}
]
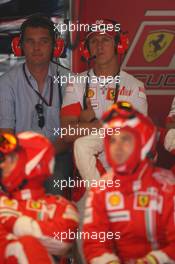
[{"left": 85, "top": 19, "right": 120, "bottom": 40}]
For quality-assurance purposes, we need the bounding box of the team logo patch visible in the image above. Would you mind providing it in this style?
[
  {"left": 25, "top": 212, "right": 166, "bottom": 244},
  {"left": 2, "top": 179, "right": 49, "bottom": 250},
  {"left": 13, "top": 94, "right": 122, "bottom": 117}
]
[
  {"left": 106, "top": 192, "right": 124, "bottom": 210},
  {"left": 134, "top": 193, "right": 150, "bottom": 210},
  {"left": 137, "top": 194, "right": 150, "bottom": 207},
  {"left": 118, "top": 86, "right": 132, "bottom": 96},
  {"left": 134, "top": 191, "right": 163, "bottom": 212},
  {"left": 0, "top": 197, "right": 18, "bottom": 210},
  {"left": 87, "top": 88, "right": 95, "bottom": 98},
  {"left": 106, "top": 88, "right": 115, "bottom": 100},
  {"left": 143, "top": 31, "right": 174, "bottom": 62},
  {"left": 27, "top": 200, "right": 43, "bottom": 211}
]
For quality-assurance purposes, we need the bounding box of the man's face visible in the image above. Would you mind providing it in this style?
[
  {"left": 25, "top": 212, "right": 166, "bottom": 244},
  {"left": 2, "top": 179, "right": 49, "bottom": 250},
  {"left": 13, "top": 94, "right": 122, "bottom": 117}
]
[
  {"left": 0, "top": 154, "right": 18, "bottom": 179},
  {"left": 109, "top": 130, "right": 135, "bottom": 165},
  {"left": 22, "top": 27, "right": 53, "bottom": 66},
  {"left": 88, "top": 34, "right": 116, "bottom": 66}
]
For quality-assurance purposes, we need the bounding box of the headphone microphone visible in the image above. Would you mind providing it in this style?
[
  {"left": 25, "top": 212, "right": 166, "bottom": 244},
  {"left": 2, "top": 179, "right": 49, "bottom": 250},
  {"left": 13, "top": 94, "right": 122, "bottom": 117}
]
[
  {"left": 88, "top": 55, "right": 96, "bottom": 61},
  {"left": 80, "top": 52, "right": 96, "bottom": 63},
  {"left": 87, "top": 54, "right": 96, "bottom": 68}
]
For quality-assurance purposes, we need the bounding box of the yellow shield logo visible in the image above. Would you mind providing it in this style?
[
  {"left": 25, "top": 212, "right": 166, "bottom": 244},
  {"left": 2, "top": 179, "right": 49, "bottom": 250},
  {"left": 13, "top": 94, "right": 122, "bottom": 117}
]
[
  {"left": 143, "top": 31, "right": 174, "bottom": 62},
  {"left": 109, "top": 194, "right": 121, "bottom": 206},
  {"left": 137, "top": 195, "right": 149, "bottom": 207},
  {"left": 87, "top": 88, "right": 95, "bottom": 98},
  {"left": 27, "top": 200, "right": 42, "bottom": 211},
  {"left": 4, "top": 198, "right": 15, "bottom": 207},
  {"left": 106, "top": 88, "right": 115, "bottom": 100}
]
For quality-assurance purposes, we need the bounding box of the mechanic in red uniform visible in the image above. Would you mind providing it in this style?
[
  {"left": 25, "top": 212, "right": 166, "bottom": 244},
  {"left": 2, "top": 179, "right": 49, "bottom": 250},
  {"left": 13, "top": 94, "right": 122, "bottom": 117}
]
[
  {"left": 0, "top": 131, "right": 79, "bottom": 264},
  {"left": 83, "top": 102, "right": 175, "bottom": 264}
]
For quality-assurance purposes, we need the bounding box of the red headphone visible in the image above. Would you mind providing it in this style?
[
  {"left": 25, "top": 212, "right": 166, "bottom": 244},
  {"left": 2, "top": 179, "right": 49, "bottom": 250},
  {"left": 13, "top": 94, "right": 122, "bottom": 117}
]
[
  {"left": 79, "top": 32, "right": 129, "bottom": 61},
  {"left": 11, "top": 36, "right": 65, "bottom": 58}
]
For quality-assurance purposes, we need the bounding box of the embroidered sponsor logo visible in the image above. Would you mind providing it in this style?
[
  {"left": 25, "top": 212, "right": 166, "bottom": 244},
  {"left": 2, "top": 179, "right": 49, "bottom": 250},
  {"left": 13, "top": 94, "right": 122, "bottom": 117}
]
[
  {"left": 87, "top": 88, "right": 95, "bottom": 98},
  {"left": 91, "top": 102, "right": 99, "bottom": 109},
  {"left": 108, "top": 210, "right": 130, "bottom": 222},
  {"left": 137, "top": 194, "right": 150, "bottom": 207},
  {"left": 0, "top": 197, "right": 18, "bottom": 209},
  {"left": 134, "top": 191, "right": 163, "bottom": 212},
  {"left": 106, "top": 192, "right": 124, "bottom": 210},
  {"left": 118, "top": 86, "right": 132, "bottom": 96},
  {"left": 27, "top": 200, "right": 43, "bottom": 211},
  {"left": 106, "top": 88, "right": 115, "bottom": 100}
]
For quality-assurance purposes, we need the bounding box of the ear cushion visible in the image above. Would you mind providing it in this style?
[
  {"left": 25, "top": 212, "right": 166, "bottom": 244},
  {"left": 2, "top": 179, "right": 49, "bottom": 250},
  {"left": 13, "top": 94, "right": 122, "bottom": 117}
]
[
  {"left": 53, "top": 38, "right": 65, "bottom": 58},
  {"left": 79, "top": 40, "right": 91, "bottom": 61},
  {"left": 117, "top": 32, "right": 129, "bottom": 54},
  {"left": 11, "top": 36, "right": 22, "bottom": 57}
]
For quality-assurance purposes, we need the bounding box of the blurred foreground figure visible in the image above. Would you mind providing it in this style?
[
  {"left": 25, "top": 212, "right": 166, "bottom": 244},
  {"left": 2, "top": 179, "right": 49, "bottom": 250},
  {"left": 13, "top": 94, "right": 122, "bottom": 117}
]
[
  {"left": 0, "top": 132, "right": 79, "bottom": 263},
  {"left": 83, "top": 102, "right": 175, "bottom": 264},
  {"left": 164, "top": 96, "right": 175, "bottom": 155}
]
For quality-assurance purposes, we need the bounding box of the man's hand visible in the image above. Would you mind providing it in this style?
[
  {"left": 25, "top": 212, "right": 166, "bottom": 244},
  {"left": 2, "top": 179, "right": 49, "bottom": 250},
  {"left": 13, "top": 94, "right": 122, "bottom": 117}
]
[{"left": 79, "top": 98, "right": 96, "bottom": 122}]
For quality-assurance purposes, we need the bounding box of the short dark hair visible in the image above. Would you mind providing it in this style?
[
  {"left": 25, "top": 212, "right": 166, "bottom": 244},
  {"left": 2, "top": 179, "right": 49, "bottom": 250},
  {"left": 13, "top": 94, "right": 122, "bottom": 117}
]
[{"left": 20, "top": 14, "right": 55, "bottom": 44}]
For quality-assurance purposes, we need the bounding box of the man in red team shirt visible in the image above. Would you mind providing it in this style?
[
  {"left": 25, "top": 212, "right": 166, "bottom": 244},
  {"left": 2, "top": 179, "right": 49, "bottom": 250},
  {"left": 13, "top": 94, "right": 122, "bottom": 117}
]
[
  {"left": 0, "top": 131, "right": 79, "bottom": 263},
  {"left": 83, "top": 102, "right": 175, "bottom": 264}
]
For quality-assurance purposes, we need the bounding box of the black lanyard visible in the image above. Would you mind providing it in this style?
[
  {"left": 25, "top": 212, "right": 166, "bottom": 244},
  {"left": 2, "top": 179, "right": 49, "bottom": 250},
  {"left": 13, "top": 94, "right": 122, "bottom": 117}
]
[
  {"left": 83, "top": 71, "right": 90, "bottom": 110},
  {"left": 23, "top": 63, "right": 53, "bottom": 107},
  {"left": 56, "top": 69, "right": 63, "bottom": 107},
  {"left": 83, "top": 71, "right": 120, "bottom": 109}
]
